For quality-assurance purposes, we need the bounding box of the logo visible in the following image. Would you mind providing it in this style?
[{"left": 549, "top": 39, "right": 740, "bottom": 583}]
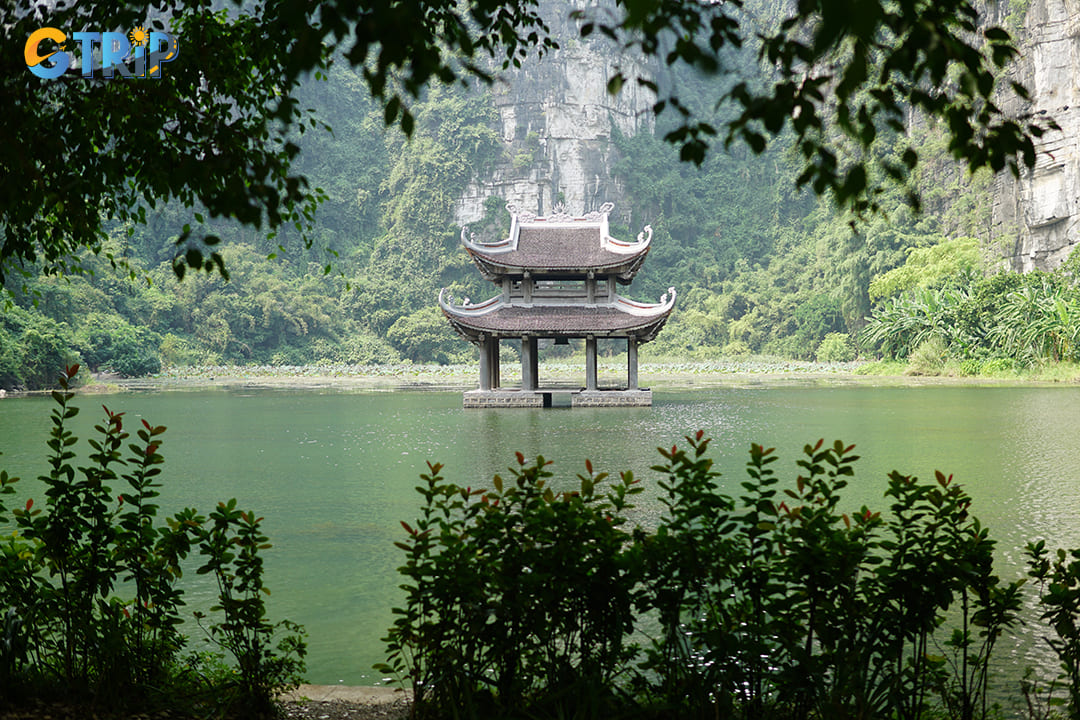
[{"left": 25, "top": 26, "right": 180, "bottom": 80}]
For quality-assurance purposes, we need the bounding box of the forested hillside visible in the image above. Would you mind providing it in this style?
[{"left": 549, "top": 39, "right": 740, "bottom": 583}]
[{"left": 0, "top": 0, "right": 1063, "bottom": 389}]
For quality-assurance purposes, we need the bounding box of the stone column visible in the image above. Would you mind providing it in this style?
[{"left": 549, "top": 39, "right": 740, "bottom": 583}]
[
  {"left": 585, "top": 335, "right": 598, "bottom": 391},
  {"left": 491, "top": 339, "right": 500, "bottom": 388},
  {"left": 522, "top": 335, "right": 538, "bottom": 391},
  {"left": 529, "top": 337, "right": 539, "bottom": 390},
  {"left": 478, "top": 336, "right": 491, "bottom": 390},
  {"left": 627, "top": 337, "right": 639, "bottom": 390}
]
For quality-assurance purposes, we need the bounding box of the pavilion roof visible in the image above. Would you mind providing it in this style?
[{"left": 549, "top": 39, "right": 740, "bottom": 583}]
[
  {"left": 439, "top": 288, "right": 676, "bottom": 343},
  {"left": 461, "top": 202, "right": 651, "bottom": 282}
]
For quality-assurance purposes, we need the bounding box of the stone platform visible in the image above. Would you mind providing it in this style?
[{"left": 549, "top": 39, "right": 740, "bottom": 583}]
[
  {"left": 463, "top": 388, "right": 652, "bottom": 408},
  {"left": 463, "top": 390, "right": 544, "bottom": 408},
  {"left": 572, "top": 389, "right": 652, "bottom": 407}
]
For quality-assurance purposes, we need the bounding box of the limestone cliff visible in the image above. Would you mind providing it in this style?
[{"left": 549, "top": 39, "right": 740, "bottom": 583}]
[
  {"left": 454, "top": 0, "right": 1079, "bottom": 265},
  {"left": 992, "top": 0, "right": 1080, "bottom": 270},
  {"left": 453, "top": 0, "right": 655, "bottom": 229}
]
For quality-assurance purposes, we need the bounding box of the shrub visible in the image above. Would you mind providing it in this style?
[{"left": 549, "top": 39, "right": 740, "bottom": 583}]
[
  {"left": 980, "top": 357, "right": 1018, "bottom": 376},
  {"left": 908, "top": 336, "right": 948, "bottom": 376},
  {"left": 386, "top": 434, "right": 1026, "bottom": 720},
  {"left": 958, "top": 358, "right": 982, "bottom": 377},
  {"left": 722, "top": 339, "right": 753, "bottom": 357},
  {"left": 386, "top": 307, "right": 458, "bottom": 363},
  {"left": 379, "top": 455, "right": 642, "bottom": 718},
  {"left": 158, "top": 332, "right": 198, "bottom": 369},
  {"left": 193, "top": 501, "right": 307, "bottom": 719},
  {"left": 816, "top": 332, "right": 856, "bottom": 362},
  {"left": 0, "top": 367, "right": 304, "bottom": 716},
  {"left": 762, "top": 334, "right": 807, "bottom": 359},
  {"left": 641, "top": 435, "right": 1020, "bottom": 720},
  {"left": 1027, "top": 540, "right": 1080, "bottom": 717}
]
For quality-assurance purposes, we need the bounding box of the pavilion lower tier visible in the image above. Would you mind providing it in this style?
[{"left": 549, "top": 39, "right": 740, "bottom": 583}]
[{"left": 469, "top": 334, "right": 645, "bottom": 405}]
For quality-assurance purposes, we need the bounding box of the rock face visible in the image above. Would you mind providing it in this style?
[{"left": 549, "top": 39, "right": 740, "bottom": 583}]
[
  {"left": 453, "top": 0, "right": 655, "bottom": 229},
  {"left": 992, "top": 0, "right": 1080, "bottom": 270}
]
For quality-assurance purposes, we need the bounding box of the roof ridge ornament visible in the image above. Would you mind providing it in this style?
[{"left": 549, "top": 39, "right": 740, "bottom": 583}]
[
  {"left": 547, "top": 202, "right": 574, "bottom": 222},
  {"left": 505, "top": 201, "right": 617, "bottom": 224},
  {"left": 582, "top": 202, "right": 616, "bottom": 222},
  {"left": 506, "top": 201, "right": 537, "bottom": 224},
  {"left": 637, "top": 225, "right": 653, "bottom": 244}
]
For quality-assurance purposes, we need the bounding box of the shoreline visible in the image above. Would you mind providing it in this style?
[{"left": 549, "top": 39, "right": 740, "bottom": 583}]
[
  {"left": 3, "top": 359, "right": 1079, "bottom": 397},
  {"left": 109, "top": 358, "right": 1080, "bottom": 392},
  {"left": 281, "top": 684, "right": 408, "bottom": 704}
]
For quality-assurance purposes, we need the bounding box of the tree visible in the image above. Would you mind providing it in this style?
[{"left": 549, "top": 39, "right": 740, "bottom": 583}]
[
  {"left": 2, "top": 0, "right": 554, "bottom": 283},
  {"left": 1, "top": 0, "right": 1050, "bottom": 283}
]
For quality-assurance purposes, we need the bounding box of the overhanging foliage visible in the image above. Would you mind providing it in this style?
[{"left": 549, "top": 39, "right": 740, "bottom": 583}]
[{"left": 0, "top": 0, "right": 1055, "bottom": 282}]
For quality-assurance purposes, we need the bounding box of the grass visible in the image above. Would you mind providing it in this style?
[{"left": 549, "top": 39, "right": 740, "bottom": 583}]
[
  {"left": 856, "top": 357, "right": 1080, "bottom": 384},
  {"left": 1019, "top": 360, "right": 1080, "bottom": 383},
  {"left": 855, "top": 360, "right": 909, "bottom": 376}
]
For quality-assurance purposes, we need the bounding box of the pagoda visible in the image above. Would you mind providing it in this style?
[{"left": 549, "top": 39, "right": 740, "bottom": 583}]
[{"left": 439, "top": 202, "right": 675, "bottom": 408}]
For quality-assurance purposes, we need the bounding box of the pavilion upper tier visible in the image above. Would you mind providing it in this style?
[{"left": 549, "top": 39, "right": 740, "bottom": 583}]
[{"left": 460, "top": 201, "right": 651, "bottom": 283}]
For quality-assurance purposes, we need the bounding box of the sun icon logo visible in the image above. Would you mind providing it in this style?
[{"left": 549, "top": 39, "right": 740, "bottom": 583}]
[{"left": 128, "top": 26, "right": 149, "bottom": 47}]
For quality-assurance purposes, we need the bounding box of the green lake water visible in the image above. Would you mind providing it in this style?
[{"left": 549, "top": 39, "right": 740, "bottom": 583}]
[{"left": 2, "top": 385, "right": 1080, "bottom": 687}]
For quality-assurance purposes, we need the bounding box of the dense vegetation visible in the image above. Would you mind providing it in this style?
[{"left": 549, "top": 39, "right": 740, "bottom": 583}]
[
  {"left": 0, "top": 0, "right": 1063, "bottom": 388},
  {"left": 861, "top": 249, "right": 1080, "bottom": 375},
  {"left": 0, "top": 367, "right": 305, "bottom": 718},
  {"left": 1, "top": 55, "right": 1023, "bottom": 389},
  {"left": 380, "top": 431, "right": 1080, "bottom": 720}
]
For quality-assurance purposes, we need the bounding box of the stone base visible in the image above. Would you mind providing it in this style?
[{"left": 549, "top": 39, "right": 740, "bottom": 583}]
[
  {"left": 464, "top": 390, "right": 544, "bottom": 408},
  {"left": 572, "top": 389, "right": 652, "bottom": 407},
  {"left": 463, "top": 389, "right": 653, "bottom": 408}
]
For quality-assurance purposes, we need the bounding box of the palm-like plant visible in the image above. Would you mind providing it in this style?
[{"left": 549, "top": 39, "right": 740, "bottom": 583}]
[
  {"left": 862, "top": 287, "right": 975, "bottom": 360},
  {"left": 991, "top": 282, "right": 1080, "bottom": 363}
]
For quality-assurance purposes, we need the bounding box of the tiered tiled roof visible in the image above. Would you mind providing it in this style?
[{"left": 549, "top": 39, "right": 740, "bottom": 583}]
[
  {"left": 461, "top": 203, "right": 651, "bottom": 282},
  {"left": 441, "top": 202, "right": 675, "bottom": 346},
  {"left": 439, "top": 289, "right": 676, "bottom": 342}
]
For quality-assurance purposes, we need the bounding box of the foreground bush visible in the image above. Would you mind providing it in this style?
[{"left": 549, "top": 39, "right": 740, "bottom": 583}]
[
  {"left": 378, "top": 454, "right": 642, "bottom": 718},
  {"left": 384, "top": 433, "right": 1078, "bottom": 720},
  {"left": 0, "top": 366, "right": 305, "bottom": 718}
]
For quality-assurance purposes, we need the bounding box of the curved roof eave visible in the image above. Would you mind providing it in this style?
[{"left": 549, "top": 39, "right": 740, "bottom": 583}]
[
  {"left": 438, "top": 288, "right": 677, "bottom": 343},
  {"left": 459, "top": 203, "right": 653, "bottom": 279}
]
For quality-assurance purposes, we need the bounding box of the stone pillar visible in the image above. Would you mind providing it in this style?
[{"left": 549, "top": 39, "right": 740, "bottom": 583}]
[
  {"left": 522, "top": 335, "right": 538, "bottom": 390},
  {"left": 478, "top": 336, "right": 491, "bottom": 390},
  {"left": 491, "top": 340, "right": 501, "bottom": 388},
  {"left": 627, "top": 337, "right": 639, "bottom": 390},
  {"left": 529, "top": 337, "right": 539, "bottom": 390},
  {"left": 523, "top": 272, "right": 532, "bottom": 304},
  {"left": 585, "top": 335, "right": 598, "bottom": 391}
]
